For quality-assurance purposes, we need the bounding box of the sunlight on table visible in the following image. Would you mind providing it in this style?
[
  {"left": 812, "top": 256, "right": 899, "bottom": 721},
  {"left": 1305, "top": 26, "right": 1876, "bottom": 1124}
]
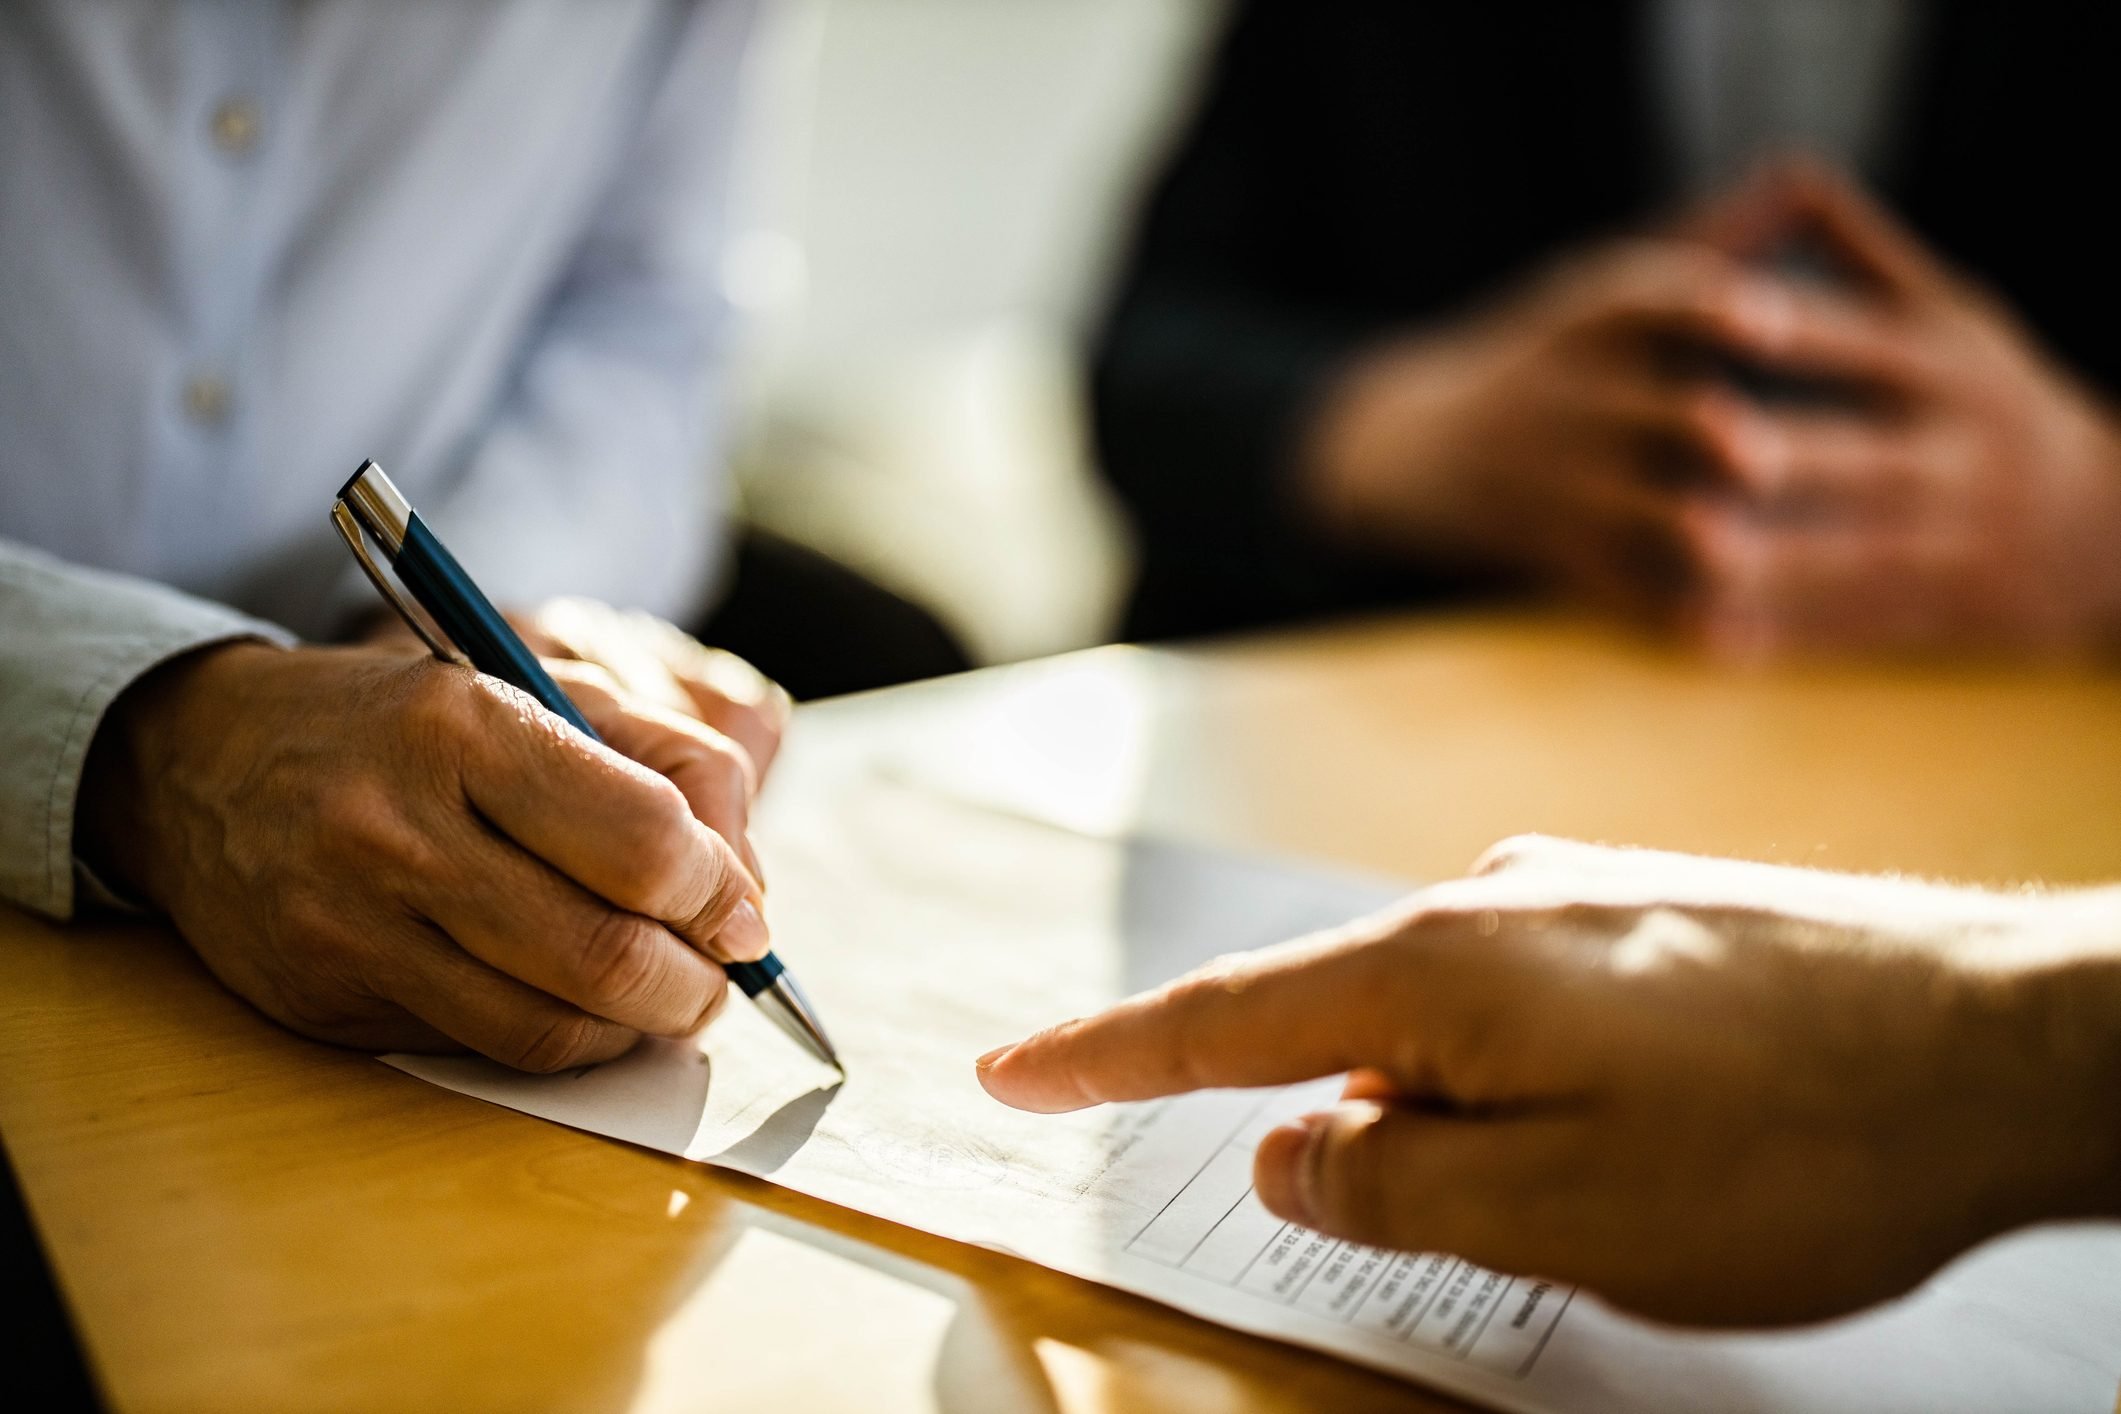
[
  {"left": 879, "top": 647, "right": 1163, "bottom": 839},
  {"left": 635, "top": 1227, "right": 957, "bottom": 1413}
]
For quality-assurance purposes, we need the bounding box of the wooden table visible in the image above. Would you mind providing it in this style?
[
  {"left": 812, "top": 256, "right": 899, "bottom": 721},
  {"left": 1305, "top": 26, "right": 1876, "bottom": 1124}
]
[{"left": 5, "top": 612, "right": 2120, "bottom": 1413}]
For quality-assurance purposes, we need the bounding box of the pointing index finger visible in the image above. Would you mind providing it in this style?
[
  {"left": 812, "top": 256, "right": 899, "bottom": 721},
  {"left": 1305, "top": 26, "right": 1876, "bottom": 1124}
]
[{"left": 976, "top": 926, "right": 1419, "bottom": 1113}]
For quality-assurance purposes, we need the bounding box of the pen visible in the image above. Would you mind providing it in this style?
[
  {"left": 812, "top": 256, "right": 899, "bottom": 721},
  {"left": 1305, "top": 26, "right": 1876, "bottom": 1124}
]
[{"left": 331, "top": 459, "right": 839, "bottom": 1070}]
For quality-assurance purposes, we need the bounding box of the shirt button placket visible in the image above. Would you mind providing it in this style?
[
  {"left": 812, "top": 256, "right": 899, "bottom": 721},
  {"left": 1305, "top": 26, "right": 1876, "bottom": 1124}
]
[
  {"left": 182, "top": 371, "right": 232, "bottom": 426},
  {"left": 183, "top": 90, "right": 262, "bottom": 428},
  {"left": 152, "top": 6, "right": 281, "bottom": 583},
  {"left": 210, "top": 96, "right": 262, "bottom": 157},
  {"left": 180, "top": 87, "right": 261, "bottom": 431}
]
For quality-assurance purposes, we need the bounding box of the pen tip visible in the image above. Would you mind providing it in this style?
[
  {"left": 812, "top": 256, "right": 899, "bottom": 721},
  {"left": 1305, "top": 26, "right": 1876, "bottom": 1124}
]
[{"left": 752, "top": 973, "right": 839, "bottom": 1071}]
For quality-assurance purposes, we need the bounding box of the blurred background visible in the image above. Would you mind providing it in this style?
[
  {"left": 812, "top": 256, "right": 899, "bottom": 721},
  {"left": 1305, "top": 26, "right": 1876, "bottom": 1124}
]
[{"left": 722, "top": 0, "right": 1226, "bottom": 667}]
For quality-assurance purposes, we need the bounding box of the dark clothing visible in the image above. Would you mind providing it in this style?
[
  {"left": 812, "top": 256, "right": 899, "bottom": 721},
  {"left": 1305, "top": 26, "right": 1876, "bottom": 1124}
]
[
  {"left": 695, "top": 528, "right": 971, "bottom": 701},
  {"left": 2, "top": 1135, "right": 103, "bottom": 1411},
  {"left": 1091, "top": 2, "right": 2118, "bottom": 641}
]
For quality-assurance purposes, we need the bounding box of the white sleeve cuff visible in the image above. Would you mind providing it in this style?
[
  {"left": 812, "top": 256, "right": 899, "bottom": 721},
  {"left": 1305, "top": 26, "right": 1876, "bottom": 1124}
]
[{"left": 0, "top": 543, "right": 296, "bottom": 920}]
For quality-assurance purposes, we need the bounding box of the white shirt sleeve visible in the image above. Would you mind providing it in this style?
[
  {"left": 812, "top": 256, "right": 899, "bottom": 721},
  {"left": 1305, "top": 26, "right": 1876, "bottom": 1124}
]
[
  {"left": 0, "top": 539, "right": 294, "bottom": 920},
  {"left": 326, "top": 0, "right": 763, "bottom": 630}
]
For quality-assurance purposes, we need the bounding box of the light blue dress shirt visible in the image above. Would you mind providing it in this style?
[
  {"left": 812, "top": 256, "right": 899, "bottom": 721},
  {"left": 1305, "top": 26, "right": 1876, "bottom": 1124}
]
[
  {"left": 0, "top": 0, "right": 759, "bottom": 919},
  {"left": 0, "top": 0, "right": 757, "bottom": 637}
]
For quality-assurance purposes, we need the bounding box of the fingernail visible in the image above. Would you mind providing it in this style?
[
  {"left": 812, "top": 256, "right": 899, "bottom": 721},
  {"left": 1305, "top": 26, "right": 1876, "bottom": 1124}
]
[
  {"left": 1258, "top": 1113, "right": 1330, "bottom": 1227},
  {"left": 719, "top": 899, "right": 770, "bottom": 962},
  {"left": 975, "top": 1044, "right": 1014, "bottom": 1073}
]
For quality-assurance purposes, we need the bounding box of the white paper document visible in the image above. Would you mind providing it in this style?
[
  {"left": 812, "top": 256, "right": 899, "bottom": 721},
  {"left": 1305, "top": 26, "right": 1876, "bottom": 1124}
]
[{"left": 390, "top": 772, "right": 2121, "bottom": 1413}]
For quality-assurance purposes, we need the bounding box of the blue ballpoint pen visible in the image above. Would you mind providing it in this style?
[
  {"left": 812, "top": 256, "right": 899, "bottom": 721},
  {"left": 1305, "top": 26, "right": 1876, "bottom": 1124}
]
[{"left": 331, "top": 459, "right": 839, "bottom": 1070}]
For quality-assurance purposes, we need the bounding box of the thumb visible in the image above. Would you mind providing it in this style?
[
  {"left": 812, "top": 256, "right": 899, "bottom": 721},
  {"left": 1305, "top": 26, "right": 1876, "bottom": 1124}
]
[
  {"left": 1759, "top": 159, "right": 1953, "bottom": 300},
  {"left": 1255, "top": 1102, "right": 1551, "bottom": 1263},
  {"left": 1672, "top": 161, "right": 1806, "bottom": 258}
]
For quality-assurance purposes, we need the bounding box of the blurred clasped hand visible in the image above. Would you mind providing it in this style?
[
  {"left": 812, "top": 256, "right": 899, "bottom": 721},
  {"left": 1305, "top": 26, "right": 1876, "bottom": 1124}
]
[
  {"left": 1306, "top": 159, "right": 2121, "bottom": 657},
  {"left": 77, "top": 599, "right": 790, "bottom": 1071},
  {"left": 979, "top": 835, "right": 2121, "bottom": 1327}
]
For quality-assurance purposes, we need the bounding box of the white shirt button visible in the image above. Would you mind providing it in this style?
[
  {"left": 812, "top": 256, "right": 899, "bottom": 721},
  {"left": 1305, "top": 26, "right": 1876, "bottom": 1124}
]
[
  {"left": 209, "top": 98, "right": 261, "bottom": 155},
  {"left": 182, "top": 373, "right": 231, "bottom": 425}
]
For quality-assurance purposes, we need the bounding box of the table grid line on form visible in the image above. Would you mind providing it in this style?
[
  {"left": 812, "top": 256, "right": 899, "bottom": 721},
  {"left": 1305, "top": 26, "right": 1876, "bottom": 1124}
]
[
  {"left": 1181, "top": 1184, "right": 1263, "bottom": 1271},
  {"left": 1122, "top": 1087, "right": 1572, "bottom": 1378},
  {"left": 1229, "top": 1217, "right": 1293, "bottom": 1288},
  {"left": 1125, "top": 1093, "right": 1275, "bottom": 1252}
]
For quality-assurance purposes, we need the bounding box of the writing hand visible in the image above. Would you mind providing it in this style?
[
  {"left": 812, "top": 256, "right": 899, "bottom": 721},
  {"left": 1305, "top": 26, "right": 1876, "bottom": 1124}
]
[
  {"left": 523, "top": 597, "right": 789, "bottom": 785},
  {"left": 360, "top": 595, "right": 789, "bottom": 787},
  {"left": 978, "top": 835, "right": 2121, "bottom": 1326},
  {"left": 77, "top": 640, "right": 769, "bottom": 1070}
]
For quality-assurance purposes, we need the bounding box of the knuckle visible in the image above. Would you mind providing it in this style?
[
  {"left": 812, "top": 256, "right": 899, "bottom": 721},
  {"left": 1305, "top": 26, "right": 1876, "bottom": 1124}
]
[
  {"left": 256, "top": 920, "right": 380, "bottom": 1039},
  {"left": 397, "top": 666, "right": 497, "bottom": 783},
  {"left": 399, "top": 661, "right": 477, "bottom": 737},
  {"left": 1683, "top": 270, "right": 1752, "bottom": 339},
  {"left": 269, "top": 992, "right": 370, "bottom": 1045},
  {"left": 703, "top": 739, "right": 757, "bottom": 804},
  {"left": 272, "top": 892, "right": 343, "bottom": 951},
  {"left": 1158, "top": 965, "right": 1227, "bottom": 1031},
  {"left": 313, "top": 777, "right": 415, "bottom": 864},
  {"left": 682, "top": 725, "right": 749, "bottom": 784},
  {"left": 1161, "top": 960, "right": 1249, "bottom": 1089},
  {"left": 688, "top": 969, "right": 732, "bottom": 1033},
  {"left": 576, "top": 660, "right": 624, "bottom": 694},
  {"left": 1550, "top": 899, "right": 1627, "bottom": 937},
  {"left": 1470, "top": 833, "right": 1561, "bottom": 876},
  {"left": 506, "top": 1012, "right": 619, "bottom": 1074},
  {"left": 645, "top": 776, "right": 697, "bottom": 836},
  {"left": 263, "top": 969, "right": 366, "bottom": 1039},
  {"left": 1184, "top": 950, "right": 1257, "bottom": 995},
  {"left": 573, "top": 909, "right": 663, "bottom": 1013},
  {"left": 608, "top": 786, "right": 702, "bottom": 910}
]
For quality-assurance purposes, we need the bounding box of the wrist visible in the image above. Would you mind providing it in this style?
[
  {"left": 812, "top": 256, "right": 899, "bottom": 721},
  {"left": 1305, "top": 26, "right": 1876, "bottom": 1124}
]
[
  {"left": 1298, "top": 335, "right": 1454, "bottom": 547},
  {"left": 76, "top": 640, "right": 286, "bottom": 911},
  {"left": 1298, "top": 329, "right": 1521, "bottom": 577}
]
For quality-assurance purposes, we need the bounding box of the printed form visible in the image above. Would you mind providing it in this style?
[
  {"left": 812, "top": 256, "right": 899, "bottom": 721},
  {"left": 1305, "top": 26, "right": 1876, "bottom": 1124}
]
[
  {"left": 1112, "top": 1081, "right": 1568, "bottom": 1377},
  {"left": 391, "top": 770, "right": 2121, "bottom": 1413}
]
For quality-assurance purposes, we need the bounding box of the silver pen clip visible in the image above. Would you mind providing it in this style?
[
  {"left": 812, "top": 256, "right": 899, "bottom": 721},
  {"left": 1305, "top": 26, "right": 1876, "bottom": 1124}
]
[{"left": 330, "top": 498, "right": 468, "bottom": 666}]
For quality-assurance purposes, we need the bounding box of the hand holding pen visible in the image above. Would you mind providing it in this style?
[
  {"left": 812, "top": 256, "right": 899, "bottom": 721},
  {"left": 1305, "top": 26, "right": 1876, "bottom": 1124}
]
[
  {"left": 73, "top": 462, "right": 833, "bottom": 1073},
  {"left": 335, "top": 462, "right": 837, "bottom": 1066}
]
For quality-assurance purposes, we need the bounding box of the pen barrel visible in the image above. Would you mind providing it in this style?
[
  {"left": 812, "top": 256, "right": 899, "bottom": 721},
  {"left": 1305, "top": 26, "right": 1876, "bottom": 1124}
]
[
  {"left": 387, "top": 508, "right": 807, "bottom": 1026},
  {"left": 394, "top": 514, "right": 601, "bottom": 742},
  {"left": 724, "top": 952, "right": 784, "bottom": 999}
]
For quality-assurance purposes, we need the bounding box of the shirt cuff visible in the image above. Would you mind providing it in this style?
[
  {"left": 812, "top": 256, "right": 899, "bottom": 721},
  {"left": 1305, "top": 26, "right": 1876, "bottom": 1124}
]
[
  {"left": 45, "top": 623, "right": 294, "bottom": 921},
  {"left": 0, "top": 548, "right": 296, "bottom": 920}
]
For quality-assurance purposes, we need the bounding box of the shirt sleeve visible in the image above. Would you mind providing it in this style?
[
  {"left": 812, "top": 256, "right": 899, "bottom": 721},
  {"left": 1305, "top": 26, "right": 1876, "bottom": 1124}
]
[
  {"left": 0, "top": 539, "right": 294, "bottom": 920},
  {"left": 1087, "top": 3, "right": 1390, "bottom": 641},
  {"left": 1089, "top": 1, "right": 1498, "bottom": 641},
  {"left": 329, "top": 0, "right": 763, "bottom": 631}
]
